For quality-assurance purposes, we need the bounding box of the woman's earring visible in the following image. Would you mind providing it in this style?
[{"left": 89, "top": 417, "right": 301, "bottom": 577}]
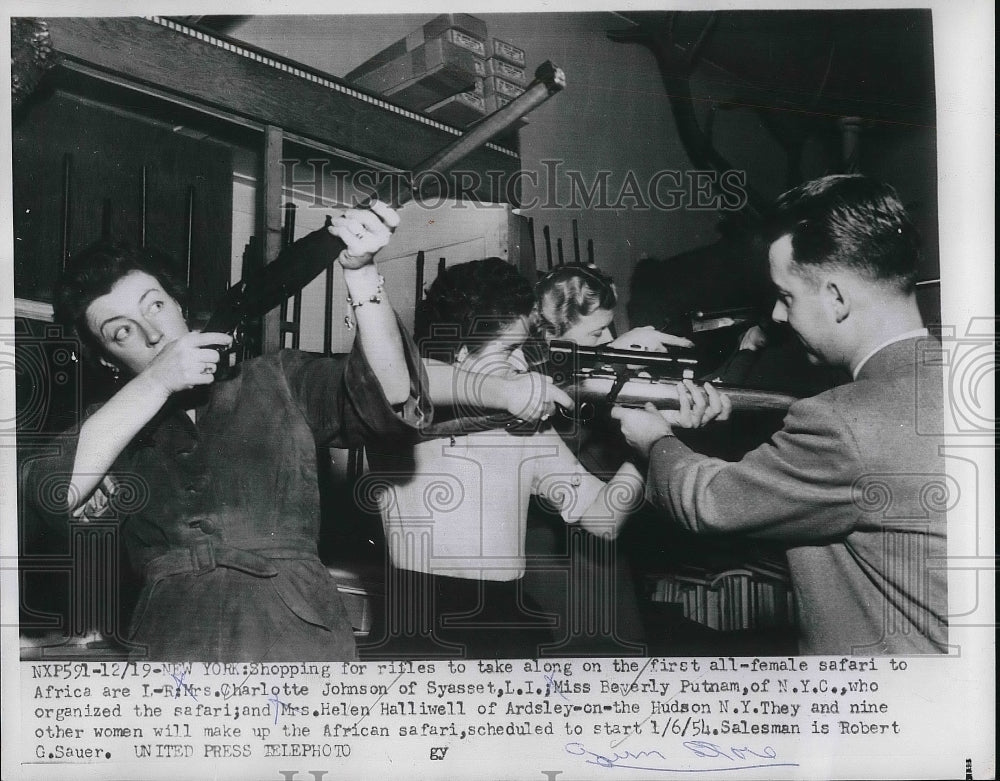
[{"left": 108, "top": 364, "right": 120, "bottom": 382}]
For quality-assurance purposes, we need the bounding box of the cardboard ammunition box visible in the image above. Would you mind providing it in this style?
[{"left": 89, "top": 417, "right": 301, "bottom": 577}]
[
  {"left": 484, "top": 75, "right": 525, "bottom": 101},
  {"left": 346, "top": 16, "right": 487, "bottom": 82},
  {"left": 351, "top": 37, "right": 485, "bottom": 111},
  {"left": 425, "top": 90, "right": 487, "bottom": 126},
  {"left": 486, "top": 57, "right": 526, "bottom": 85},
  {"left": 489, "top": 37, "right": 527, "bottom": 68},
  {"left": 422, "top": 13, "right": 488, "bottom": 42}
]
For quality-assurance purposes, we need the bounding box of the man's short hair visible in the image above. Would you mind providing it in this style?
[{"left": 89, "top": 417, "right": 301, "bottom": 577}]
[
  {"left": 414, "top": 257, "right": 535, "bottom": 360},
  {"left": 765, "top": 174, "right": 921, "bottom": 291}
]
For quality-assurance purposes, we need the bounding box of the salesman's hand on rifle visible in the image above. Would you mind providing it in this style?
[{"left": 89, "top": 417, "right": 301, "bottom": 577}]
[
  {"left": 329, "top": 201, "right": 400, "bottom": 270},
  {"left": 611, "top": 380, "right": 731, "bottom": 456}
]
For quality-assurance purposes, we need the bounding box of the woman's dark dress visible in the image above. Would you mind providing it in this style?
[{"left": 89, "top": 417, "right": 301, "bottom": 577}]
[{"left": 24, "top": 345, "right": 428, "bottom": 661}]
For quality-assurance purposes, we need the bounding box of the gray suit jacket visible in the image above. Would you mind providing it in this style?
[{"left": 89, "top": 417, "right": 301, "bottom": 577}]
[{"left": 647, "top": 336, "right": 948, "bottom": 654}]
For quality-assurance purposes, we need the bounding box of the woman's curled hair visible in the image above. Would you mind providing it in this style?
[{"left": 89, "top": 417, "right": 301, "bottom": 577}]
[
  {"left": 530, "top": 264, "right": 617, "bottom": 340},
  {"left": 414, "top": 257, "right": 535, "bottom": 360},
  {"left": 54, "top": 240, "right": 187, "bottom": 363}
]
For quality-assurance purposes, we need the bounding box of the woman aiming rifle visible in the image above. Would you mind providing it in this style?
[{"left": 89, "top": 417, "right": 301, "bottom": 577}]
[{"left": 23, "top": 203, "right": 433, "bottom": 662}]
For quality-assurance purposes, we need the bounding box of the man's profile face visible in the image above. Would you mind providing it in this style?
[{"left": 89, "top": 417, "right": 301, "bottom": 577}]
[{"left": 768, "top": 234, "right": 837, "bottom": 366}]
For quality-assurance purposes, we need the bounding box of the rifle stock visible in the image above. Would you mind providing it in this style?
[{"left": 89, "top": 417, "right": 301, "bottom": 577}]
[{"left": 202, "top": 225, "right": 346, "bottom": 336}]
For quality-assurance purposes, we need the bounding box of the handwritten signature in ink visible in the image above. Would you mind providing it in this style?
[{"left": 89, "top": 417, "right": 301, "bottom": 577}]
[
  {"left": 169, "top": 672, "right": 198, "bottom": 702},
  {"left": 268, "top": 694, "right": 289, "bottom": 725},
  {"left": 565, "top": 741, "right": 799, "bottom": 772}
]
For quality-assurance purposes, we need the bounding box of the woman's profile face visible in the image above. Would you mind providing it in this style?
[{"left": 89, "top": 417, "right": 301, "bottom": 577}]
[
  {"left": 456, "top": 316, "right": 531, "bottom": 374},
  {"left": 557, "top": 307, "right": 615, "bottom": 346},
  {"left": 84, "top": 270, "right": 189, "bottom": 376}
]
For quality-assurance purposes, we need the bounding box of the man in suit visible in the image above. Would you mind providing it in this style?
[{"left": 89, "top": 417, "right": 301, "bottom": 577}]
[{"left": 613, "top": 175, "right": 947, "bottom": 654}]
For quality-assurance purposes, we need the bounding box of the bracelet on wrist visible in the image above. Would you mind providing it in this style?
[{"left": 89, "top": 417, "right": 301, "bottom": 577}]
[{"left": 343, "top": 273, "right": 386, "bottom": 329}]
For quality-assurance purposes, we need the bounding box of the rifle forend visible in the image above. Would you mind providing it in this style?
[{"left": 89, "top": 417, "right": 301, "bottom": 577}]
[{"left": 545, "top": 340, "right": 798, "bottom": 415}]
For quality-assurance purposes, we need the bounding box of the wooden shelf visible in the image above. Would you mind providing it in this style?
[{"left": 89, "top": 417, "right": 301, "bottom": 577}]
[{"left": 44, "top": 16, "right": 520, "bottom": 195}]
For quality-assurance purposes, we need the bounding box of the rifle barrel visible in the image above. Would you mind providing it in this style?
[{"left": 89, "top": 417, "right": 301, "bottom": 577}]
[{"left": 204, "top": 63, "right": 567, "bottom": 333}]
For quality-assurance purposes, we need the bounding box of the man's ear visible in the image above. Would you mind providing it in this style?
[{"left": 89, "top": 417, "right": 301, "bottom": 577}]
[{"left": 824, "top": 278, "right": 851, "bottom": 323}]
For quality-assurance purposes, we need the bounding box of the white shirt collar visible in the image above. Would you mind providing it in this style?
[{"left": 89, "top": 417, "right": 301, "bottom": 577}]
[{"left": 852, "top": 328, "right": 930, "bottom": 379}]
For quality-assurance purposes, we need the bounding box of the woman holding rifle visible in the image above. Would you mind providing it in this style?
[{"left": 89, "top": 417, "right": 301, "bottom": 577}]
[
  {"left": 522, "top": 264, "right": 720, "bottom": 653},
  {"left": 23, "top": 203, "right": 433, "bottom": 662}
]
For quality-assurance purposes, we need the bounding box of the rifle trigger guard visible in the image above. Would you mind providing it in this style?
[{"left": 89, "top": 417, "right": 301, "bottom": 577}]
[{"left": 604, "top": 365, "right": 633, "bottom": 406}]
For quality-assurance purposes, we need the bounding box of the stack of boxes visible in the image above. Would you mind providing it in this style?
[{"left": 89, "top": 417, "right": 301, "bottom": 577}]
[
  {"left": 484, "top": 39, "right": 528, "bottom": 113},
  {"left": 344, "top": 14, "right": 530, "bottom": 128}
]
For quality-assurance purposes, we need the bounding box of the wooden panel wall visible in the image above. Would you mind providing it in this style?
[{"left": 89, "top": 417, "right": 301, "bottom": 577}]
[
  {"left": 44, "top": 17, "right": 520, "bottom": 199},
  {"left": 12, "top": 91, "right": 234, "bottom": 320}
]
